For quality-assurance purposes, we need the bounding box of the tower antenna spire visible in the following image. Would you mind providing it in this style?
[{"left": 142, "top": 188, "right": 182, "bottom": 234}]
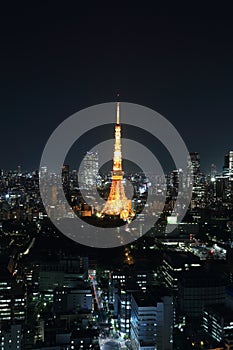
[{"left": 116, "top": 93, "right": 120, "bottom": 125}]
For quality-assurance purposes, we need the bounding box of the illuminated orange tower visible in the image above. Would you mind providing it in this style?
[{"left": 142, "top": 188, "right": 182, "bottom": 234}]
[{"left": 101, "top": 101, "right": 134, "bottom": 221}]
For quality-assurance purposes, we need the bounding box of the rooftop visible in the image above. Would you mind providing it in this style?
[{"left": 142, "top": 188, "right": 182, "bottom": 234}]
[{"left": 164, "top": 250, "right": 201, "bottom": 267}]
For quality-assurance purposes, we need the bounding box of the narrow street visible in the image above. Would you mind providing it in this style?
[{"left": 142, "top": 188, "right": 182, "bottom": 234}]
[{"left": 89, "top": 273, "right": 131, "bottom": 350}]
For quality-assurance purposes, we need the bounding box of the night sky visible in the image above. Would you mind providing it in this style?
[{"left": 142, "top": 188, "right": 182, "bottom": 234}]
[{"left": 1, "top": 3, "right": 233, "bottom": 173}]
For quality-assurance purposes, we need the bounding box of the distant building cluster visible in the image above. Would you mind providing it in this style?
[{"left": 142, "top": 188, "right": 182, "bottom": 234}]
[{"left": 1, "top": 150, "right": 233, "bottom": 349}]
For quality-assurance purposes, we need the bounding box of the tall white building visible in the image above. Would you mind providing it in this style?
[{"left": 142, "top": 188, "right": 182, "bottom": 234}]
[
  {"left": 131, "top": 290, "right": 173, "bottom": 350},
  {"left": 229, "top": 151, "right": 233, "bottom": 175},
  {"left": 223, "top": 151, "right": 233, "bottom": 176},
  {"left": 79, "top": 151, "right": 99, "bottom": 189}
]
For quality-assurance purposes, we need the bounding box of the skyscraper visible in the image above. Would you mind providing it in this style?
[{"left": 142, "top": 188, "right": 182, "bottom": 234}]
[
  {"left": 211, "top": 163, "right": 217, "bottom": 180},
  {"left": 228, "top": 151, "right": 233, "bottom": 175},
  {"left": 131, "top": 289, "right": 173, "bottom": 350},
  {"left": 223, "top": 151, "right": 233, "bottom": 176},
  {"left": 62, "top": 164, "right": 70, "bottom": 184},
  {"left": 80, "top": 151, "right": 99, "bottom": 189},
  {"left": 178, "top": 269, "right": 226, "bottom": 320},
  {"left": 190, "top": 152, "right": 200, "bottom": 178},
  {"left": 189, "top": 152, "right": 207, "bottom": 205},
  {"left": 203, "top": 304, "right": 233, "bottom": 345}
]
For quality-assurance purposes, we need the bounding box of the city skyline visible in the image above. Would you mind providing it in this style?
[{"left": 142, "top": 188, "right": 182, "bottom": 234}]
[
  {"left": 1, "top": 148, "right": 233, "bottom": 178},
  {"left": 2, "top": 3, "right": 233, "bottom": 350}
]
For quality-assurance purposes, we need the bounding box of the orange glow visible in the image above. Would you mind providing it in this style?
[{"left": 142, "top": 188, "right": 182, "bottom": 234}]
[{"left": 101, "top": 102, "right": 134, "bottom": 221}]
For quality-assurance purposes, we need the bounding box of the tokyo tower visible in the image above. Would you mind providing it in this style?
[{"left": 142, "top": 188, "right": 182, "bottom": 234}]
[{"left": 101, "top": 101, "right": 135, "bottom": 221}]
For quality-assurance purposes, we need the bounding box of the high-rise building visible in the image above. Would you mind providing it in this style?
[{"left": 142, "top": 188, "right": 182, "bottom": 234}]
[
  {"left": 228, "top": 151, "right": 233, "bottom": 175},
  {"left": 223, "top": 151, "right": 233, "bottom": 176},
  {"left": 203, "top": 304, "right": 233, "bottom": 345},
  {"left": 189, "top": 152, "right": 207, "bottom": 206},
  {"left": 190, "top": 152, "right": 200, "bottom": 177},
  {"left": 211, "top": 163, "right": 217, "bottom": 181},
  {"left": 160, "top": 251, "right": 201, "bottom": 290},
  {"left": 0, "top": 324, "right": 22, "bottom": 350},
  {"left": 131, "top": 289, "right": 173, "bottom": 350},
  {"left": 178, "top": 269, "right": 226, "bottom": 320},
  {"left": 170, "top": 169, "right": 183, "bottom": 199},
  {"left": 215, "top": 176, "right": 230, "bottom": 200},
  {"left": 221, "top": 151, "right": 233, "bottom": 201},
  {"left": 0, "top": 268, "right": 25, "bottom": 324},
  {"left": 62, "top": 164, "right": 69, "bottom": 184},
  {"left": 119, "top": 289, "right": 134, "bottom": 336},
  {"left": 80, "top": 151, "right": 99, "bottom": 189}
]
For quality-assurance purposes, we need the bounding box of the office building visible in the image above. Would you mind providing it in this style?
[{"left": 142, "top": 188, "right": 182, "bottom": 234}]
[
  {"left": 190, "top": 152, "right": 201, "bottom": 178},
  {"left": 223, "top": 151, "right": 233, "bottom": 176},
  {"left": 54, "top": 285, "right": 92, "bottom": 314},
  {"left": 0, "top": 324, "right": 22, "bottom": 350},
  {"left": 203, "top": 304, "right": 233, "bottom": 346},
  {"left": 160, "top": 251, "right": 201, "bottom": 290},
  {"left": 131, "top": 288, "right": 173, "bottom": 350},
  {"left": 80, "top": 151, "right": 99, "bottom": 189},
  {"left": 178, "top": 269, "right": 226, "bottom": 319},
  {"left": 0, "top": 268, "right": 25, "bottom": 323}
]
